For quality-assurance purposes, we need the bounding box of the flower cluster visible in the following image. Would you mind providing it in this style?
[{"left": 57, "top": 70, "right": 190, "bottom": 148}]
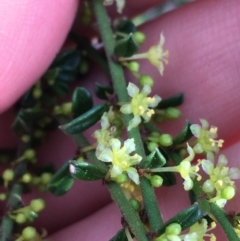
[
  {"left": 190, "top": 119, "right": 224, "bottom": 155},
  {"left": 155, "top": 219, "right": 216, "bottom": 241},
  {"left": 201, "top": 154, "right": 240, "bottom": 207},
  {"left": 120, "top": 82, "right": 161, "bottom": 130},
  {"left": 150, "top": 144, "right": 201, "bottom": 190},
  {"left": 119, "top": 33, "right": 169, "bottom": 75},
  {"left": 97, "top": 138, "right": 142, "bottom": 184}
]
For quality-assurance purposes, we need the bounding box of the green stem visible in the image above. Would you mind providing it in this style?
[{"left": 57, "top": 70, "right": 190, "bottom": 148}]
[
  {"left": 92, "top": 0, "right": 163, "bottom": 233},
  {"left": 0, "top": 184, "right": 22, "bottom": 241},
  {"left": 210, "top": 203, "right": 239, "bottom": 241},
  {"left": 107, "top": 182, "right": 149, "bottom": 241}
]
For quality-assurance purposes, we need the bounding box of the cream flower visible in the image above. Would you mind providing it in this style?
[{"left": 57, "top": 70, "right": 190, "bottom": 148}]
[
  {"left": 93, "top": 107, "right": 121, "bottom": 157},
  {"left": 201, "top": 154, "right": 240, "bottom": 207},
  {"left": 150, "top": 144, "right": 201, "bottom": 190},
  {"left": 120, "top": 82, "right": 161, "bottom": 130},
  {"left": 190, "top": 119, "right": 224, "bottom": 155},
  {"left": 183, "top": 219, "right": 216, "bottom": 241},
  {"left": 103, "top": 0, "right": 125, "bottom": 13},
  {"left": 97, "top": 138, "right": 142, "bottom": 184},
  {"left": 119, "top": 32, "right": 169, "bottom": 75}
]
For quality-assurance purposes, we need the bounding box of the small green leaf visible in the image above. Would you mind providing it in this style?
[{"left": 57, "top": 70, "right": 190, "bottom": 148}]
[
  {"left": 157, "top": 92, "right": 184, "bottom": 109},
  {"left": 69, "top": 160, "right": 107, "bottom": 181},
  {"left": 109, "top": 229, "right": 128, "bottom": 241},
  {"left": 173, "top": 121, "right": 193, "bottom": 145},
  {"left": 72, "top": 87, "right": 93, "bottom": 117},
  {"left": 116, "top": 20, "right": 136, "bottom": 34},
  {"left": 50, "top": 49, "right": 81, "bottom": 82},
  {"left": 114, "top": 33, "right": 139, "bottom": 57},
  {"left": 95, "top": 83, "right": 114, "bottom": 100},
  {"left": 59, "top": 103, "right": 109, "bottom": 134},
  {"left": 140, "top": 148, "right": 166, "bottom": 169},
  {"left": 19, "top": 108, "right": 45, "bottom": 121},
  {"left": 48, "top": 161, "right": 74, "bottom": 196},
  {"left": 51, "top": 81, "right": 69, "bottom": 96},
  {"left": 158, "top": 203, "right": 206, "bottom": 234}
]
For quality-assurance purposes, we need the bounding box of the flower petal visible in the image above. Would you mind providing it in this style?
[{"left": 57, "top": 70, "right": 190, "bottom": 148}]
[
  {"left": 183, "top": 176, "right": 193, "bottom": 190},
  {"left": 98, "top": 148, "right": 113, "bottom": 162},
  {"left": 127, "top": 82, "right": 139, "bottom": 97},
  {"left": 148, "top": 95, "right": 161, "bottom": 108},
  {"left": 110, "top": 138, "right": 121, "bottom": 151},
  {"left": 111, "top": 165, "right": 122, "bottom": 178},
  {"left": 142, "top": 85, "right": 151, "bottom": 96},
  {"left": 127, "top": 167, "right": 139, "bottom": 184},
  {"left": 124, "top": 138, "right": 135, "bottom": 153},
  {"left": 200, "top": 119, "right": 209, "bottom": 129},
  {"left": 120, "top": 104, "right": 132, "bottom": 114},
  {"left": 217, "top": 154, "right": 228, "bottom": 166},
  {"left": 202, "top": 159, "right": 214, "bottom": 175},
  {"left": 229, "top": 167, "right": 240, "bottom": 179},
  {"left": 190, "top": 124, "right": 201, "bottom": 138},
  {"left": 128, "top": 116, "right": 141, "bottom": 130},
  {"left": 193, "top": 143, "right": 203, "bottom": 153}
]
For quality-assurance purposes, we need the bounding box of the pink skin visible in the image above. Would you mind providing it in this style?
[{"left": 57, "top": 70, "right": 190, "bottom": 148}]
[{"left": 0, "top": 0, "right": 240, "bottom": 240}]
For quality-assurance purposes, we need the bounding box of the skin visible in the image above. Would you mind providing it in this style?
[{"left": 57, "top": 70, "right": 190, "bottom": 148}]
[{"left": 0, "top": 0, "right": 240, "bottom": 240}]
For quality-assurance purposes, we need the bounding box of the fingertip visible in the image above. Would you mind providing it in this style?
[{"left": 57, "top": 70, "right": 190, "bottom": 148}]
[{"left": 0, "top": 0, "right": 79, "bottom": 113}]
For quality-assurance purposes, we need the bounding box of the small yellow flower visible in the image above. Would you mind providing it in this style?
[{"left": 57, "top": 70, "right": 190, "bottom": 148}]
[
  {"left": 201, "top": 154, "right": 240, "bottom": 207},
  {"left": 97, "top": 138, "right": 142, "bottom": 184},
  {"left": 119, "top": 33, "right": 169, "bottom": 75},
  {"left": 103, "top": 0, "right": 125, "bottom": 13},
  {"left": 150, "top": 144, "right": 201, "bottom": 190},
  {"left": 183, "top": 219, "right": 216, "bottom": 241},
  {"left": 120, "top": 82, "right": 161, "bottom": 130},
  {"left": 93, "top": 107, "right": 121, "bottom": 157},
  {"left": 190, "top": 119, "right": 224, "bottom": 155}
]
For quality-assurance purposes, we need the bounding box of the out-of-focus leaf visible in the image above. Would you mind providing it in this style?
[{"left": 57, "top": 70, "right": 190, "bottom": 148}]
[
  {"left": 116, "top": 20, "right": 136, "bottom": 34},
  {"left": 72, "top": 87, "right": 93, "bottom": 118},
  {"left": 95, "top": 83, "right": 114, "bottom": 100},
  {"left": 114, "top": 33, "right": 139, "bottom": 57}
]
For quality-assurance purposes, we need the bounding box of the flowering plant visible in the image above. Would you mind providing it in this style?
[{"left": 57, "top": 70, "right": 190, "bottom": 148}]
[{"left": 0, "top": 1, "right": 239, "bottom": 241}]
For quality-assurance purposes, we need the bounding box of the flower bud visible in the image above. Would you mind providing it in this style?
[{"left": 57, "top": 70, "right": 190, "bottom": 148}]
[
  {"left": 61, "top": 102, "right": 72, "bottom": 116},
  {"left": 21, "top": 135, "right": 30, "bottom": 143},
  {"left": 165, "top": 107, "right": 181, "bottom": 120},
  {"left": 139, "top": 75, "right": 154, "bottom": 87},
  {"left": 133, "top": 31, "right": 146, "bottom": 44},
  {"left": 150, "top": 175, "right": 163, "bottom": 187},
  {"left": 159, "top": 134, "right": 173, "bottom": 147},
  {"left": 29, "top": 199, "right": 45, "bottom": 213},
  {"left": 15, "top": 213, "right": 27, "bottom": 224},
  {"left": 40, "top": 173, "right": 53, "bottom": 185},
  {"left": 165, "top": 223, "right": 182, "bottom": 235},
  {"left": 2, "top": 169, "right": 14, "bottom": 181},
  {"left": 22, "top": 173, "right": 32, "bottom": 183},
  {"left": 220, "top": 186, "right": 235, "bottom": 200},
  {"left": 22, "top": 226, "right": 37, "bottom": 240},
  {"left": 24, "top": 149, "right": 36, "bottom": 160},
  {"left": 114, "top": 173, "right": 128, "bottom": 184},
  {"left": 0, "top": 193, "right": 6, "bottom": 201},
  {"left": 147, "top": 142, "right": 159, "bottom": 152},
  {"left": 32, "top": 87, "right": 42, "bottom": 99},
  {"left": 128, "top": 61, "right": 140, "bottom": 72},
  {"left": 129, "top": 198, "right": 141, "bottom": 212}
]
